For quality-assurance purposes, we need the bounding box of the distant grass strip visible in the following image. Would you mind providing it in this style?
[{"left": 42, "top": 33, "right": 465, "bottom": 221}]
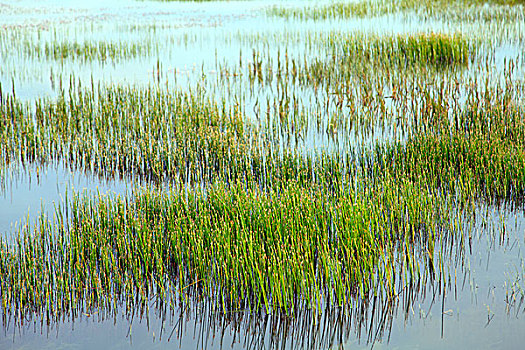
[
  {"left": 355, "top": 32, "right": 472, "bottom": 66},
  {"left": 23, "top": 40, "right": 157, "bottom": 63},
  {"left": 267, "top": 0, "right": 525, "bottom": 22},
  {"left": 316, "top": 32, "right": 473, "bottom": 73},
  {"left": 248, "top": 32, "right": 474, "bottom": 90}
]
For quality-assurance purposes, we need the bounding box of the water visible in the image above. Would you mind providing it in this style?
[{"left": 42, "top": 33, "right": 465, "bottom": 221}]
[
  {"left": 1, "top": 0, "right": 525, "bottom": 348},
  {"left": 0, "top": 162, "right": 132, "bottom": 238},
  {"left": 382, "top": 209, "right": 525, "bottom": 349}
]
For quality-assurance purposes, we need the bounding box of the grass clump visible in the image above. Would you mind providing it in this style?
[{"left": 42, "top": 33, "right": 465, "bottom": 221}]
[
  {"left": 0, "top": 174, "right": 451, "bottom": 322},
  {"left": 331, "top": 32, "right": 474, "bottom": 70},
  {"left": 32, "top": 40, "right": 156, "bottom": 63},
  {"left": 370, "top": 77, "right": 525, "bottom": 206},
  {"left": 267, "top": 0, "right": 391, "bottom": 20},
  {"left": 0, "top": 82, "right": 258, "bottom": 185},
  {"left": 389, "top": 33, "right": 472, "bottom": 66}
]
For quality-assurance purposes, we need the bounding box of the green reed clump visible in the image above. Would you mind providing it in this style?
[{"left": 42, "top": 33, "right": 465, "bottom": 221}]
[
  {"left": 370, "top": 77, "right": 525, "bottom": 205},
  {"left": 248, "top": 32, "right": 473, "bottom": 90},
  {"left": 243, "top": 32, "right": 474, "bottom": 140},
  {"left": 0, "top": 174, "right": 453, "bottom": 323},
  {"left": 334, "top": 32, "right": 473, "bottom": 69},
  {"left": 0, "top": 80, "right": 389, "bottom": 191},
  {"left": 267, "top": 0, "right": 391, "bottom": 20},
  {"left": 0, "top": 82, "right": 263, "bottom": 185},
  {"left": 390, "top": 33, "right": 472, "bottom": 66}
]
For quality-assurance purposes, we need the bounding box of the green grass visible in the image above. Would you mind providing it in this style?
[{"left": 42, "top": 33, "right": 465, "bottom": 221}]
[
  {"left": 247, "top": 32, "right": 474, "bottom": 93},
  {"left": 0, "top": 173, "right": 452, "bottom": 321},
  {"left": 31, "top": 40, "right": 156, "bottom": 63},
  {"left": 377, "top": 87, "right": 525, "bottom": 205},
  {"left": 1, "top": 70, "right": 524, "bottom": 323},
  {"left": 0, "top": 82, "right": 258, "bottom": 185},
  {"left": 242, "top": 31, "right": 476, "bottom": 139}
]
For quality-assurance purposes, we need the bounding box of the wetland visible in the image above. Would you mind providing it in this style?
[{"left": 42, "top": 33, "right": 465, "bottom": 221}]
[{"left": 1, "top": 0, "right": 525, "bottom": 348}]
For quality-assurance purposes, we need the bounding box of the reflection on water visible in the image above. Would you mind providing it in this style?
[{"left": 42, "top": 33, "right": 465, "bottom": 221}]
[{"left": 1, "top": 163, "right": 524, "bottom": 349}]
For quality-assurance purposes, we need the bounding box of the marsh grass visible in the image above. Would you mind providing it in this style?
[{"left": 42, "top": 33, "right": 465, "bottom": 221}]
[
  {"left": 306, "top": 32, "right": 474, "bottom": 80},
  {"left": 0, "top": 81, "right": 260, "bottom": 186},
  {"left": 1, "top": 70, "right": 524, "bottom": 334},
  {"left": 251, "top": 32, "right": 474, "bottom": 81},
  {"left": 1, "top": 0, "right": 525, "bottom": 345},
  {"left": 378, "top": 87, "right": 525, "bottom": 205},
  {"left": 241, "top": 31, "right": 477, "bottom": 142},
  {"left": 245, "top": 32, "right": 474, "bottom": 98},
  {"left": 0, "top": 172, "right": 455, "bottom": 326}
]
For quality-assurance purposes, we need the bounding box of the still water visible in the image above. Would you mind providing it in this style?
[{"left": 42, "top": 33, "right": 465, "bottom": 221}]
[{"left": 1, "top": 0, "right": 525, "bottom": 348}]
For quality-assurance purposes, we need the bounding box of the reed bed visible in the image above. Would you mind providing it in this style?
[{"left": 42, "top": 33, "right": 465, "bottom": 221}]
[
  {"left": 1, "top": 55, "right": 523, "bottom": 203},
  {"left": 249, "top": 32, "right": 473, "bottom": 82},
  {"left": 349, "top": 32, "right": 473, "bottom": 67},
  {"left": 267, "top": 0, "right": 393, "bottom": 21},
  {"left": 0, "top": 82, "right": 260, "bottom": 186},
  {"left": 0, "top": 172, "right": 456, "bottom": 325},
  {"left": 376, "top": 103, "right": 525, "bottom": 206},
  {"left": 246, "top": 32, "right": 474, "bottom": 88},
  {"left": 1, "top": 71, "right": 523, "bottom": 333},
  {"left": 240, "top": 31, "right": 477, "bottom": 141}
]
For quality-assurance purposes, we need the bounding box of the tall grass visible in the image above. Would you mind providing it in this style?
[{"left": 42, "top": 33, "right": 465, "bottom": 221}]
[
  {"left": 25, "top": 40, "right": 157, "bottom": 63},
  {"left": 0, "top": 82, "right": 259, "bottom": 185},
  {"left": 0, "top": 173, "right": 455, "bottom": 325}
]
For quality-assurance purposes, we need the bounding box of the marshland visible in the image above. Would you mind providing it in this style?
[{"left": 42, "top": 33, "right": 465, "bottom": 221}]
[{"left": 1, "top": 0, "right": 525, "bottom": 348}]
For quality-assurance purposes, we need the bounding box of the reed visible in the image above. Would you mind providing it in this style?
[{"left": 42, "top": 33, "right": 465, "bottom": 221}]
[
  {"left": 375, "top": 83, "right": 525, "bottom": 206},
  {"left": 0, "top": 172, "right": 455, "bottom": 324},
  {"left": 0, "top": 81, "right": 260, "bottom": 186},
  {"left": 26, "top": 40, "right": 156, "bottom": 63}
]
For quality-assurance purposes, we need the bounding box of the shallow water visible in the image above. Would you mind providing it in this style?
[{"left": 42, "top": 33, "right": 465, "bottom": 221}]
[
  {"left": 0, "top": 162, "right": 132, "bottom": 238},
  {"left": 381, "top": 209, "right": 525, "bottom": 349},
  {"left": 1, "top": 0, "right": 525, "bottom": 348}
]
